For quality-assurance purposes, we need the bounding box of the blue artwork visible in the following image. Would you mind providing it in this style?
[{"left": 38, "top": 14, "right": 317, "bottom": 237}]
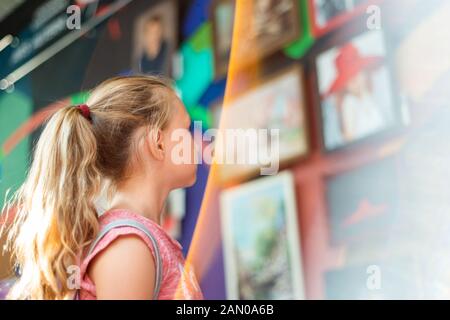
[
  {"left": 183, "top": 0, "right": 213, "bottom": 39},
  {"left": 199, "top": 78, "right": 227, "bottom": 107}
]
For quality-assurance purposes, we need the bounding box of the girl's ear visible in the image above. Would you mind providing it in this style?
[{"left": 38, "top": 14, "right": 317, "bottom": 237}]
[{"left": 147, "top": 128, "right": 165, "bottom": 161}]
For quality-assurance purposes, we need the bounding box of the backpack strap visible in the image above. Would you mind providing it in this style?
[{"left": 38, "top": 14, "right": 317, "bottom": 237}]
[{"left": 76, "top": 219, "right": 163, "bottom": 300}]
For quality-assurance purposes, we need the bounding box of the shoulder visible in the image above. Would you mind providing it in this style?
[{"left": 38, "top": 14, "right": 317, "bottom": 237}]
[
  {"left": 88, "top": 233, "right": 156, "bottom": 299},
  {"left": 80, "top": 210, "right": 163, "bottom": 299}
]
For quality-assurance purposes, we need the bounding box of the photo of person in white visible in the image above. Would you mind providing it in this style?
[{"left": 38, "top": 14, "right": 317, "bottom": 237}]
[
  {"left": 324, "top": 43, "right": 384, "bottom": 142},
  {"left": 317, "top": 30, "right": 395, "bottom": 149}
]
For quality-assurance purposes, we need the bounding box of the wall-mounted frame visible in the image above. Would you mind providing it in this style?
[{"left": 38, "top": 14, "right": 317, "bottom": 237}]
[
  {"left": 220, "top": 170, "right": 305, "bottom": 299},
  {"left": 312, "top": 27, "right": 404, "bottom": 152},
  {"left": 215, "top": 65, "right": 309, "bottom": 184},
  {"left": 131, "top": 0, "right": 177, "bottom": 76},
  {"left": 211, "top": 0, "right": 300, "bottom": 78}
]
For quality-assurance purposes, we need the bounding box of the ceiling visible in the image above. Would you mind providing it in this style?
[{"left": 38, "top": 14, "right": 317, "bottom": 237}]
[
  {"left": 0, "top": 0, "right": 26, "bottom": 22},
  {"left": 0, "top": 0, "right": 44, "bottom": 39}
]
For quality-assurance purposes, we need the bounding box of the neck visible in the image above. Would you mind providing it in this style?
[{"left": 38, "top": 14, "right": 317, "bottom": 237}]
[{"left": 108, "top": 172, "right": 169, "bottom": 225}]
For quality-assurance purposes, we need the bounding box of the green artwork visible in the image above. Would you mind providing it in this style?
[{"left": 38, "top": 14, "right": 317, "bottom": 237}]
[
  {"left": 190, "top": 22, "right": 213, "bottom": 52},
  {"left": 0, "top": 90, "right": 33, "bottom": 210},
  {"left": 176, "top": 23, "right": 214, "bottom": 110},
  {"left": 283, "top": 0, "right": 315, "bottom": 59}
]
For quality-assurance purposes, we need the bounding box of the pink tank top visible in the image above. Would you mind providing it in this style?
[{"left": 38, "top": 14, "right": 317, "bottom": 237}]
[{"left": 78, "top": 209, "right": 204, "bottom": 300}]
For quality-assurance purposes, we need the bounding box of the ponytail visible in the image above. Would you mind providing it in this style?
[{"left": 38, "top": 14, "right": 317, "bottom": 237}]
[{"left": 3, "top": 105, "right": 101, "bottom": 299}]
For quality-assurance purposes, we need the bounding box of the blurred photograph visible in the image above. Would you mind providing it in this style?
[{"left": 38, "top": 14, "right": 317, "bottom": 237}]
[
  {"left": 316, "top": 29, "right": 396, "bottom": 150},
  {"left": 243, "top": 0, "right": 300, "bottom": 56},
  {"left": 132, "top": 0, "right": 176, "bottom": 76},
  {"left": 220, "top": 171, "right": 304, "bottom": 299},
  {"left": 217, "top": 66, "right": 308, "bottom": 182},
  {"left": 212, "top": 0, "right": 299, "bottom": 73}
]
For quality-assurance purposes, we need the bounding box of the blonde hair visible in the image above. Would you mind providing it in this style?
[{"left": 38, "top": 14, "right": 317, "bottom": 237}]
[{"left": 1, "top": 75, "right": 174, "bottom": 299}]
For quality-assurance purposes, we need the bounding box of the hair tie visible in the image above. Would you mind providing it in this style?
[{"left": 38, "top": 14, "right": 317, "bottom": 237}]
[{"left": 76, "top": 104, "right": 91, "bottom": 121}]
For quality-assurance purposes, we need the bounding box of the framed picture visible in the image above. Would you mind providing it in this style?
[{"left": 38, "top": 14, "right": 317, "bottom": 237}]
[
  {"left": 308, "top": 0, "right": 383, "bottom": 37},
  {"left": 211, "top": 0, "right": 300, "bottom": 78},
  {"left": 131, "top": 0, "right": 177, "bottom": 76},
  {"left": 325, "top": 156, "right": 399, "bottom": 247},
  {"left": 315, "top": 29, "right": 399, "bottom": 151},
  {"left": 220, "top": 171, "right": 304, "bottom": 299},
  {"left": 215, "top": 66, "right": 309, "bottom": 183}
]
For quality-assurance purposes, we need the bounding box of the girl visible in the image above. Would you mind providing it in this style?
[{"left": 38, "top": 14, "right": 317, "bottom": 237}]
[{"left": 2, "top": 76, "right": 203, "bottom": 300}]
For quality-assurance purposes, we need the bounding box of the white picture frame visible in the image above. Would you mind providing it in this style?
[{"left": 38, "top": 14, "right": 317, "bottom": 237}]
[{"left": 220, "top": 171, "right": 305, "bottom": 299}]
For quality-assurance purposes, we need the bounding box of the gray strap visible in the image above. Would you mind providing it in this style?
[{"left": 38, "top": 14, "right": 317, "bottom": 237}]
[{"left": 83, "top": 219, "right": 163, "bottom": 300}]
